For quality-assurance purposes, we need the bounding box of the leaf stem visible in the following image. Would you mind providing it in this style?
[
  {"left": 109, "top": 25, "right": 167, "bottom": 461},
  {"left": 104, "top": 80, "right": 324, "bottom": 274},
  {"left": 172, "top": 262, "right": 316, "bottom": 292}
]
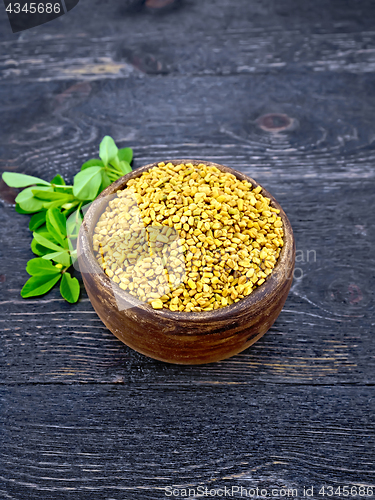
[
  {"left": 51, "top": 184, "right": 73, "bottom": 189},
  {"left": 76, "top": 202, "right": 83, "bottom": 223},
  {"left": 106, "top": 166, "right": 123, "bottom": 176}
]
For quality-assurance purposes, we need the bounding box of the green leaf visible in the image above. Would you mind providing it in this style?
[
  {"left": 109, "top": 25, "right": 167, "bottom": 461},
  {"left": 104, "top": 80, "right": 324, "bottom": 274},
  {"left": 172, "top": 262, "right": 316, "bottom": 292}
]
[
  {"left": 60, "top": 272, "right": 80, "bottom": 303},
  {"left": 26, "top": 258, "right": 61, "bottom": 276},
  {"left": 15, "top": 203, "right": 33, "bottom": 214},
  {"left": 21, "top": 273, "right": 61, "bottom": 298},
  {"left": 54, "top": 185, "right": 73, "bottom": 194},
  {"left": 81, "top": 159, "right": 104, "bottom": 171},
  {"left": 117, "top": 147, "right": 133, "bottom": 164},
  {"left": 32, "top": 189, "right": 72, "bottom": 201},
  {"left": 99, "top": 171, "right": 112, "bottom": 191},
  {"left": 99, "top": 136, "right": 118, "bottom": 166},
  {"left": 46, "top": 208, "right": 68, "bottom": 247},
  {"left": 42, "top": 251, "right": 71, "bottom": 267},
  {"left": 31, "top": 238, "right": 51, "bottom": 256},
  {"left": 117, "top": 161, "right": 132, "bottom": 175},
  {"left": 34, "top": 226, "right": 57, "bottom": 240},
  {"left": 16, "top": 186, "right": 52, "bottom": 213},
  {"left": 34, "top": 227, "right": 59, "bottom": 243},
  {"left": 43, "top": 199, "right": 72, "bottom": 210},
  {"left": 29, "top": 211, "right": 46, "bottom": 231},
  {"left": 107, "top": 171, "right": 119, "bottom": 182},
  {"left": 50, "top": 174, "right": 66, "bottom": 185},
  {"left": 66, "top": 208, "right": 83, "bottom": 239},
  {"left": 2, "top": 172, "right": 50, "bottom": 188},
  {"left": 33, "top": 231, "right": 64, "bottom": 252},
  {"left": 73, "top": 166, "right": 102, "bottom": 201}
]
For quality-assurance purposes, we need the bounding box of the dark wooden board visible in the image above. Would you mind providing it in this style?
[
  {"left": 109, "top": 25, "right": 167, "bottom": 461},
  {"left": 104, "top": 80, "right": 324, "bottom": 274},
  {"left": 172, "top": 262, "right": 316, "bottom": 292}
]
[
  {"left": 1, "top": 385, "right": 375, "bottom": 500},
  {"left": 1, "top": 72, "right": 375, "bottom": 180},
  {"left": 0, "top": 75, "right": 374, "bottom": 384},
  {"left": 1, "top": 0, "right": 375, "bottom": 498},
  {"left": 1, "top": 175, "right": 374, "bottom": 384},
  {"left": 2, "top": 0, "right": 375, "bottom": 78}
]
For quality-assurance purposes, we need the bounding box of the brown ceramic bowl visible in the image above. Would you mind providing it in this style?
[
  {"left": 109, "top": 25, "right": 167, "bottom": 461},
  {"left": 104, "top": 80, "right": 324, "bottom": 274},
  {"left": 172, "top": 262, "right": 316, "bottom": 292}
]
[{"left": 78, "top": 160, "right": 295, "bottom": 364}]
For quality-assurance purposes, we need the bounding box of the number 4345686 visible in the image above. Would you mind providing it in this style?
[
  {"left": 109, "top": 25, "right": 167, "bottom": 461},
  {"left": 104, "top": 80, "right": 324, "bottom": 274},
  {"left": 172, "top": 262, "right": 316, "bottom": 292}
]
[
  {"left": 319, "top": 485, "right": 373, "bottom": 496},
  {"left": 6, "top": 3, "right": 61, "bottom": 14}
]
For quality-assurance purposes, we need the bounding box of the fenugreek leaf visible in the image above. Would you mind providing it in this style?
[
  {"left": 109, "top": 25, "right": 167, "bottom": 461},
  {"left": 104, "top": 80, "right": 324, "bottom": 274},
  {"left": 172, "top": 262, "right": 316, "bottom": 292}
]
[
  {"left": 34, "top": 226, "right": 58, "bottom": 243},
  {"left": 21, "top": 273, "right": 61, "bottom": 298},
  {"left": 31, "top": 238, "right": 50, "bottom": 256},
  {"left": 117, "top": 147, "right": 133, "bottom": 164},
  {"left": 33, "top": 232, "right": 65, "bottom": 252},
  {"left": 73, "top": 166, "right": 102, "bottom": 201},
  {"left": 99, "top": 136, "right": 118, "bottom": 166},
  {"left": 60, "top": 272, "right": 80, "bottom": 303},
  {"left": 26, "top": 258, "right": 61, "bottom": 276},
  {"left": 50, "top": 174, "right": 65, "bottom": 185},
  {"left": 15, "top": 203, "right": 32, "bottom": 214},
  {"left": 29, "top": 211, "right": 46, "bottom": 231},
  {"left": 2, "top": 172, "right": 50, "bottom": 188},
  {"left": 54, "top": 185, "right": 73, "bottom": 194},
  {"left": 32, "top": 190, "right": 72, "bottom": 201},
  {"left": 81, "top": 159, "right": 104, "bottom": 171},
  {"left": 99, "top": 171, "right": 112, "bottom": 192},
  {"left": 46, "top": 208, "right": 68, "bottom": 248},
  {"left": 117, "top": 160, "right": 132, "bottom": 175},
  {"left": 16, "top": 186, "right": 52, "bottom": 213},
  {"left": 66, "top": 207, "right": 83, "bottom": 239},
  {"left": 43, "top": 199, "right": 74, "bottom": 210},
  {"left": 42, "top": 250, "right": 71, "bottom": 267}
]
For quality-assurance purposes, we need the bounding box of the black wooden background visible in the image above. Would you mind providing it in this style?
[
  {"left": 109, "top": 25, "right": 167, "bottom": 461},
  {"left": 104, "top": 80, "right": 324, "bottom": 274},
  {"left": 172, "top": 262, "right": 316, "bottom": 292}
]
[{"left": 0, "top": 1, "right": 374, "bottom": 499}]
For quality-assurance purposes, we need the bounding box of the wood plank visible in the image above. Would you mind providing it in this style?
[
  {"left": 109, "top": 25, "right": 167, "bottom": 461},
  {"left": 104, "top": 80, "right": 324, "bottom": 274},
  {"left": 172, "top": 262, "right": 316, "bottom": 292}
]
[
  {"left": 1, "top": 0, "right": 375, "bottom": 81},
  {"left": 0, "top": 71, "right": 374, "bottom": 384},
  {"left": 1, "top": 385, "right": 374, "bottom": 499},
  {"left": 1, "top": 174, "right": 374, "bottom": 384},
  {"left": 1, "top": 73, "right": 375, "bottom": 183},
  {"left": 2, "top": 29, "right": 375, "bottom": 82},
  {"left": 1, "top": 1, "right": 374, "bottom": 497}
]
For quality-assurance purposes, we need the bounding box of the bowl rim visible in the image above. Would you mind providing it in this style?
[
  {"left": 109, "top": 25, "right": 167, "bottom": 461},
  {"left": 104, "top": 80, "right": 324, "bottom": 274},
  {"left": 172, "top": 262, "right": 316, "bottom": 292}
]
[{"left": 78, "top": 159, "right": 295, "bottom": 322}]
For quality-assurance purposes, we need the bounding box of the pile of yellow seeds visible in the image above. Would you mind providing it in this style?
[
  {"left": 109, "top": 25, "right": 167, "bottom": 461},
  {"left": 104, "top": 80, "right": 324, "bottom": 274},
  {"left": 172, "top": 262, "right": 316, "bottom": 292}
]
[{"left": 93, "top": 162, "right": 284, "bottom": 312}]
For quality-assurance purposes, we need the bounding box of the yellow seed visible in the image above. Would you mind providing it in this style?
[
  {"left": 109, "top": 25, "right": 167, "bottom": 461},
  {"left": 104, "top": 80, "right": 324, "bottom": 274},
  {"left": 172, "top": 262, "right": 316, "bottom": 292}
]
[
  {"left": 187, "top": 279, "right": 196, "bottom": 289},
  {"left": 156, "top": 234, "right": 169, "bottom": 243},
  {"left": 94, "top": 161, "right": 283, "bottom": 312},
  {"left": 151, "top": 299, "right": 163, "bottom": 309}
]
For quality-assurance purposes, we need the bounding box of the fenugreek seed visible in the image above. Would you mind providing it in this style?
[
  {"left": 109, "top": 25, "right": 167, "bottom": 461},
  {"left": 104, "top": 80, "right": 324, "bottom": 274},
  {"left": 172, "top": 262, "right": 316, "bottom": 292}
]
[
  {"left": 187, "top": 279, "right": 196, "bottom": 289},
  {"left": 151, "top": 299, "right": 163, "bottom": 309},
  {"left": 156, "top": 234, "right": 169, "bottom": 243},
  {"left": 95, "top": 162, "right": 283, "bottom": 311}
]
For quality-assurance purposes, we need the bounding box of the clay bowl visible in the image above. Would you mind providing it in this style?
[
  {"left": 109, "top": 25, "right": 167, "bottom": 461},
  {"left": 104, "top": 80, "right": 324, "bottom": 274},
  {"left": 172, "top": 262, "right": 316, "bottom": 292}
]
[{"left": 78, "top": 160, "right": 295, "bottom": 364}]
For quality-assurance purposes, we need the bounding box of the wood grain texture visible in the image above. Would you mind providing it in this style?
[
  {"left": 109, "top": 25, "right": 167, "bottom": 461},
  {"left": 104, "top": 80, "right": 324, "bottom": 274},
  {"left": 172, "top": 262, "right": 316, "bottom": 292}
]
[
  {"left": 1, "top": 176, "right": 373, "bottom": 383},
  {"left": 0, "top": 0, "right": 375, "bottom": 497},
  {"left": 2, "top": 0, "right": 375, "bottom": 81},
  {"left": 1, "top": 73, "right": 375, "bottom": 185},
  {"left": 1, "top": 385, "right": 374, "bottom": 500}
]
